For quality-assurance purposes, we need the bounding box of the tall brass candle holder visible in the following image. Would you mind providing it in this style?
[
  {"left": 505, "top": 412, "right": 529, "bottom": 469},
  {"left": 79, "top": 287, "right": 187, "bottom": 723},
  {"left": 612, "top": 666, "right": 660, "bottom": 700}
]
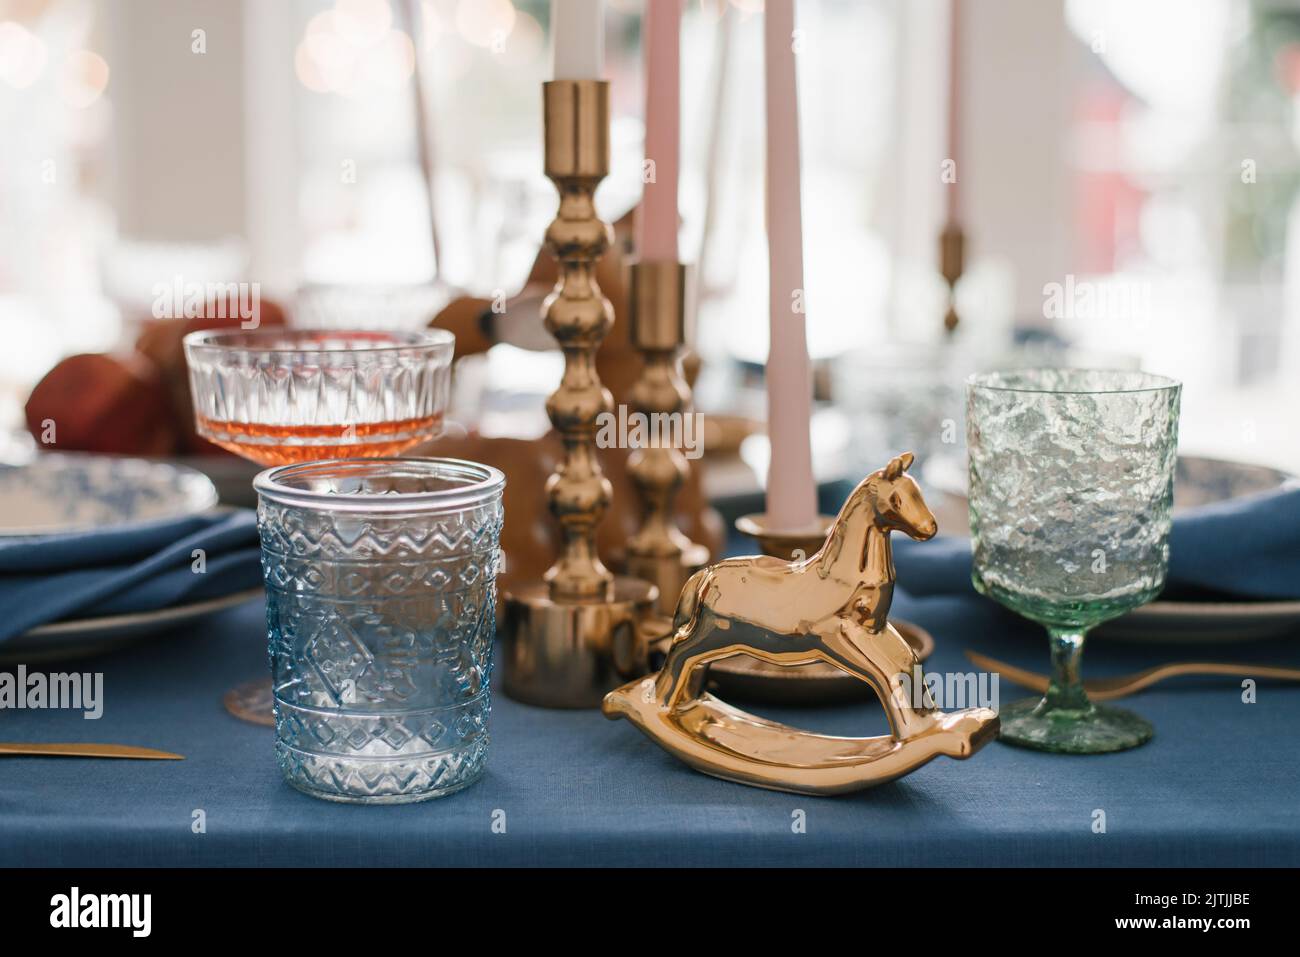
[
  {"left": 623, "top": 260, "right": 711, "bottom": 617},
  {"left": 940, "top": 221, "right": 965, "bottom": 334},
  {"left": 500, "top": 80, "right": 658, "bottom": 709}
]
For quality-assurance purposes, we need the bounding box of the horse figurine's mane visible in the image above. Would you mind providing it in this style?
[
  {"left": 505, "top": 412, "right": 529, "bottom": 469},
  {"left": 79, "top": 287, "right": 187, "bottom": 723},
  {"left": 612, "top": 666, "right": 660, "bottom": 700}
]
[{"left": 815, "top": 473, "right": 878, "bottom": 579}]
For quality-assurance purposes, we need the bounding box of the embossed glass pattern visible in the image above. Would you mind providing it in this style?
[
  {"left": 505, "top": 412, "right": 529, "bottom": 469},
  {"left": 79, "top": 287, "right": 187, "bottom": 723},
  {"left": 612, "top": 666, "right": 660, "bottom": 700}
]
[
  {"left": 255, "top": 458, "right": 505, "bottom": 803},
  {"left": 967, "top": 369, "right": 1180, "bottom": 753}
]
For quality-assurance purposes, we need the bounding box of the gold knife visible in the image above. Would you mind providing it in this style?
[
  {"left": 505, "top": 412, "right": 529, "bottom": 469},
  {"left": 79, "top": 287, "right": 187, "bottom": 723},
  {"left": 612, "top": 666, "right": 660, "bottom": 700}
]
[{"left": 0, "top": 742, "right": 184, "bottom": 760}]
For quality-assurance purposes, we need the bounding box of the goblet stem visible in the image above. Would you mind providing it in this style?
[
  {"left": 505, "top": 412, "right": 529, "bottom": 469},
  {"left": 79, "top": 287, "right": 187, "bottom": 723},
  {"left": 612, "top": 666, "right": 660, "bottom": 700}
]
[
  {"left": 997, "top": 623, "right": 1153, "bottom": 753},
  {"left": 1044, "top": 627, "right": 1092, "bottom": 713}
]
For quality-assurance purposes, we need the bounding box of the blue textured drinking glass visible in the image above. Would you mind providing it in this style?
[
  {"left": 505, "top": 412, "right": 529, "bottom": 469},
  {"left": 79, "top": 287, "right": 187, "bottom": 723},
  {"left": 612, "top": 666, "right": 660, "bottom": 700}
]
[{"left": 254, "top": 457, "right": 505, "bottom": 803}]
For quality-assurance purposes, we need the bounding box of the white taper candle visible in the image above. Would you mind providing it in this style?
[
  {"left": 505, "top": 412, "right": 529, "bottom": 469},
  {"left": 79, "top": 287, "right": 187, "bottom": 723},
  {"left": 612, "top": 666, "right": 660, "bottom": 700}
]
[{"left": 551, "top": 0, "right": 605, "bottom": 80}]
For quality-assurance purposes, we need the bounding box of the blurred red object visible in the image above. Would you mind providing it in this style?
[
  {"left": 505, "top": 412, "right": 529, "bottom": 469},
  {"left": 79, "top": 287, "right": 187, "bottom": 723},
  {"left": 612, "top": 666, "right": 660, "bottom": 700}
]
[
  {"left": 25, "top": 352, "right": 177, "bottom": 456},
  {"left": 24, "top": 292, "right": 286, "bottom": 458}
]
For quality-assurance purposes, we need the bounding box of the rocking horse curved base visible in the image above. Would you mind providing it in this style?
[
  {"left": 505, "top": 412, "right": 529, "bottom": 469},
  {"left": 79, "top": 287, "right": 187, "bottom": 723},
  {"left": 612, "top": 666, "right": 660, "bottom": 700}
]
[{"left": 602, "top": 676, "right": 999, "bottom": 796}]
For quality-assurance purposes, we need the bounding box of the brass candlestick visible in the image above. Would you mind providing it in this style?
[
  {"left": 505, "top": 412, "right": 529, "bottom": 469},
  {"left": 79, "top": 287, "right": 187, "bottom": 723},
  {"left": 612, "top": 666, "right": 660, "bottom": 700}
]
[
  {"left": 940, "top": 221, "right": 965, "bottom": 334},
  {"left": 500, "top": 80, "right": 658, "bottom": 709},
  {"left": 624, "top": 260, "right": 711, "bottom": 616}
]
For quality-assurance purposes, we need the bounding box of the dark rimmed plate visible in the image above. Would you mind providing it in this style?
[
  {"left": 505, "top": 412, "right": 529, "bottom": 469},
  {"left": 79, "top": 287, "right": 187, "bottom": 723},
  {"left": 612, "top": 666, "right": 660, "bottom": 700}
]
[{"left": 0, "top": 588, "right": 263, "bottom": 663}]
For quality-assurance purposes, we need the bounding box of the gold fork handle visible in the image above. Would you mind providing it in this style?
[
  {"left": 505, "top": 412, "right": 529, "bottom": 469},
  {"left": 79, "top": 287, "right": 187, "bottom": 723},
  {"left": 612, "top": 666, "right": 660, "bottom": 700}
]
[
  {"left": 965, "top": 650, "right": 1300, "bottom": 701},
  {"left": 0, "top": 742, "right": 183, "bottom": 760},
  {"left": 1105, "top": 662, "right": 1300, "bottom": 699},
  {"left": 1161, "top": 663, "right": 1300, "bottom": 680}
]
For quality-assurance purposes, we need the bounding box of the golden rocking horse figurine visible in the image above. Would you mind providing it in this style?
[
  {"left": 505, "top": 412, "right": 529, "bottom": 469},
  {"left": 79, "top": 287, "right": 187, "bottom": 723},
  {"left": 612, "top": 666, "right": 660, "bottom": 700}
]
[{"left": 603, "top": 452, "right": 999, "bottom": 795}]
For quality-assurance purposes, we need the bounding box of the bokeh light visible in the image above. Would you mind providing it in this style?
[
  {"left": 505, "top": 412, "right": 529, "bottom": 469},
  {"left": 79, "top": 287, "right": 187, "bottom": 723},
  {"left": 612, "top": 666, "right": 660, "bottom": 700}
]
[
  {"left": 0, "top": 20, "right": 47, "bottom": 89},
  {"left": 294, "top": 0, "right": 414, "bottom": 97},
  {"left": 454, "top": 0, "right": 515, "bottom": 50},
  {"left": 333, "top": 0, "right": 394, "bottom": 47},
  {"left": 501, "top": 10, "right": 543, "bottom": 64},
  {"left": 58, "top": 49, "right": 110, "bottom": 109}
]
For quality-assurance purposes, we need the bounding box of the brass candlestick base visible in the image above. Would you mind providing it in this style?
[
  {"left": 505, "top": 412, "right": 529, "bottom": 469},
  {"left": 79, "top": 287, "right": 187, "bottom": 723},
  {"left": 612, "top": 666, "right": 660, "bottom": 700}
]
[
  {"left": 623, "top": 260, "right": 711, "bottom": 615},
  {"left": 501, "top": 79, "right": 660, "bottom": 707},
  {"left": 604, "top": 453, "right": 999, "bottom": 795},
  {"left": 734, "top": 512, "right": 834, "bottom": 561},
  {"left": 501, "top": 578, "right": 657, "bottom": 709},
  {"left": 940, "top": 222, "right": 965, "bottom": 333}
]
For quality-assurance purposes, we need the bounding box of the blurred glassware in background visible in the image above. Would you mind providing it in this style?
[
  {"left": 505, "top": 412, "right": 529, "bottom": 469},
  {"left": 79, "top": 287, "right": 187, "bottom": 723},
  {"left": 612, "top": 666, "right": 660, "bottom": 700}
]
[
  {"left": 832, "top": 328, "right": 1143, "bottom": 501},
  {"left": 292, "top": 281, "right": 452, "bottom": 330},
  {"left": 831, "top": 340, "right": 965, "bottom": 497}
]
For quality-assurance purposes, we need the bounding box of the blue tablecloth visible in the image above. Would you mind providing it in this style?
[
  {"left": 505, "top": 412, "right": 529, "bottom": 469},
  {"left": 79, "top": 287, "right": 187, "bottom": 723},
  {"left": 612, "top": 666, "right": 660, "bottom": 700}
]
[{"left": 2, "top": 588, "right": 1298, "bottom": 867}]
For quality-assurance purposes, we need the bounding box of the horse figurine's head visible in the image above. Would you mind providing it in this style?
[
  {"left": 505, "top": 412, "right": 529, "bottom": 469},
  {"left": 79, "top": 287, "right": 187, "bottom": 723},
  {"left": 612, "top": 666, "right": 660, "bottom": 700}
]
[
  {"left": 870, "top": 452, "right": 937, "bottom": 541},
  {"left": 815, "top": 452, "right": 938, "bottom": 580}
]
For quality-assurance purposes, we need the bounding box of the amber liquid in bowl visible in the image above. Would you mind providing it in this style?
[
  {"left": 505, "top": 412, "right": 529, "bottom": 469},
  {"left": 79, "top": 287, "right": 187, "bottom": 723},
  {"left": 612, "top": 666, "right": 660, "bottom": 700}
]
[{"left": 197, "top": 413, "right": 444, "bottom": 466}]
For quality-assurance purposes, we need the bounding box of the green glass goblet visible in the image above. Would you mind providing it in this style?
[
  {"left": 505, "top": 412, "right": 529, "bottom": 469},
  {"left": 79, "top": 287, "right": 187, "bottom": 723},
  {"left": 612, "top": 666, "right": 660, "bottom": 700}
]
[{"left": 967, "top": 369, "right": 1181, "bottom": 753}]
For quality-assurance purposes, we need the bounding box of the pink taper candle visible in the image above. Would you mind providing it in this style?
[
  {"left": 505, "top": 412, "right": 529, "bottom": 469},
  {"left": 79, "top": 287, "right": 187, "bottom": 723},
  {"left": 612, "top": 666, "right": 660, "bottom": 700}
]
[
  {"left": 945, "top": 0, "right": 963, "bottom": 225},
  {"left": 763, "top": 0, "right": 817, "bottom": 530},
  {"left": 637, "top": 0, "right": 682, "bottom": 261}
]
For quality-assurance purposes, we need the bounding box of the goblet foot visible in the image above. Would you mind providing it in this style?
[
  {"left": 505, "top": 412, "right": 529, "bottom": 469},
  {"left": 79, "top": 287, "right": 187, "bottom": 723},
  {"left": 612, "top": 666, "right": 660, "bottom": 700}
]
[
  {"left": 223, "top": 677, "right": 275, "bottom": 727},
  {"left": 997, "top": 696, "right": 1153, "bottom": 753}
]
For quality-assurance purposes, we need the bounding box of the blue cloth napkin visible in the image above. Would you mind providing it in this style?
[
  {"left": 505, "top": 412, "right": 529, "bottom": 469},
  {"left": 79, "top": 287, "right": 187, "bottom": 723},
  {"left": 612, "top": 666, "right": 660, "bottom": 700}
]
[
  {"left": 894, "top": 485, "right": 1300, "bottom": 601},
  {"left": 0, "top": 510, "right": 262, "bottom": 644}
]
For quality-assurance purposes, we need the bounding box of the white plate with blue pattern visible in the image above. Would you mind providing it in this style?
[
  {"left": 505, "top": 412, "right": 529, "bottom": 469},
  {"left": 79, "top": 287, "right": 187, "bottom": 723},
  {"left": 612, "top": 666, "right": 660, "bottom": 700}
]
[{"left": 0, "top": 454, "right": 219, "bottom": 537}]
